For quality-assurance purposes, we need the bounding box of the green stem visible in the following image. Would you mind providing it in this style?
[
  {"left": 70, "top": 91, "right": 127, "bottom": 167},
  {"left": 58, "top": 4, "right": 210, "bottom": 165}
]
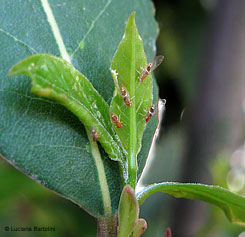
[
  {"left": 85, "top": 128, "right": 112, "bottom": 216},
  {"left": 118, "top": 161, "right": 128, "bottom": 186}
]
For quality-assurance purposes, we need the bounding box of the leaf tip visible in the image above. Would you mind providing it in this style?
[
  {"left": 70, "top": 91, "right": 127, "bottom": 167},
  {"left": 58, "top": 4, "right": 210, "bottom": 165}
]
[
  {"left": 128, "top": 11, "right": 136, "bottom": 21},
  {"left": 127, "top": 11, "right": 136, "bottom": 26},
  {"left": 133, "top": 218, "right": 147, "bottom": 236},
  {"left": 121, "top": 185, "right": 138, "bottom": 207},
  {"left": 124, "top": 184, "right": 135, "bottom": 196},
  {"left": 130, "top": 11, "right": 136, "bottom": 17},
  {"left": 8, "top": 65, "right": 17, "bottom": 77}
]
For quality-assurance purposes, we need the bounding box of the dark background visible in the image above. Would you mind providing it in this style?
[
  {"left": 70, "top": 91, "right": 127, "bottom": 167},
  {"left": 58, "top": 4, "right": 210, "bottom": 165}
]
[
  {"left": 0, "top": 0, "right": 244, "bottom": 236},
  {"left": 141, "top": 0, "right": 245, "bottom": 236}
]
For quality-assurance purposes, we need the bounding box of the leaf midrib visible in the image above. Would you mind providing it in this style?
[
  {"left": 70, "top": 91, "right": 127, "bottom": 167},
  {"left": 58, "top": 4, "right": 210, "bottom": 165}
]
[
  {"left": 128, "top": 16, "right": 137, "bottom": 190},
  {"left": 40, "top": 0, "right": 71, "bottom": 63}
]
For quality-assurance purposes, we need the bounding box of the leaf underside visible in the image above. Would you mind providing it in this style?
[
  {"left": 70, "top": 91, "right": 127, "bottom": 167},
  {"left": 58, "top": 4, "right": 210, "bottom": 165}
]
[
  {"left": 137, "top": 182, "right": 245, "bottom": 225},
  {"left": 0, "top": 0, "right": 158, "bottom": 217}
]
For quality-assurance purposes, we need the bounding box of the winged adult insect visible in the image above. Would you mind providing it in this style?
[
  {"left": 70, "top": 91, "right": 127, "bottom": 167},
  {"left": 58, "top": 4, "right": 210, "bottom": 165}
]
[{"left": 139, "top": 55, "right": 164, "bottom": 82}]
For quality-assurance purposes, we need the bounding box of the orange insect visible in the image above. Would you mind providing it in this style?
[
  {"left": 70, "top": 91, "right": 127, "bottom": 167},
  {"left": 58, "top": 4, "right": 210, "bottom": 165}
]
[
  {"left": 139, "top": 55, "right": 164, "bottom": 82},
  {"left": 145, "top": 104, "right": 155, "bottom": 123},
  {"left": 110, "top": 112, "right": 122, "bottom": 128},
  {"left": 121, "top": 86, "right": 131, "bottom": 107},
  {"left": 90, "top": 128, "right": 99, "bottom": 141}
]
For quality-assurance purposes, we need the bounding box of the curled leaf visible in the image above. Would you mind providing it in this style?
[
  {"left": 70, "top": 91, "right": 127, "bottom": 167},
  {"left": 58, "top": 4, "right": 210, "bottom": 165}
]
[
  {"left": 9, "top": 54, "right": 126, "bottom": 162},
  {"left": 137, "top": 182, "right": 245, "bottom": 225}
]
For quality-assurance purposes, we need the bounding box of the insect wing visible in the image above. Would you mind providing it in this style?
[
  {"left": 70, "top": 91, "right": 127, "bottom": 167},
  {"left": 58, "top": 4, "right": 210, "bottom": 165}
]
[
  {"left": 121, "top": 86, "right": 127, "bottom": 97},
  {"left": 151, "top": 55, "right": 164, "bottom": 72},
  {"left": 90, "top": 128, "right": 98, "bottom": 141}
]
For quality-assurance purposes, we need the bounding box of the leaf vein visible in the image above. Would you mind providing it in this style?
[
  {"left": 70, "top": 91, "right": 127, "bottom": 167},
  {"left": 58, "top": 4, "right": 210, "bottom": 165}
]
[
  {"left": 0, "top": 89, "right": 57, "bottom": 104},
  {"left": 40, "top": 0, "right": 71, "bottom": 63},
  {"left": 9, "top": 99, "right": 32, "bottom": 134},
  {"left": 0, "top": 28, "right": 38, "bottom": 53},
  {"left": 71, "top": 0, "right": 112, "bottom": 58},
  {"left": 31, "top": 143, "right": 85, "bottom": 150}
]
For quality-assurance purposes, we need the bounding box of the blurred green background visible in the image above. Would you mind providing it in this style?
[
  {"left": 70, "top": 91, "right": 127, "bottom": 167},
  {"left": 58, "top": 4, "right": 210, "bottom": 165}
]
[{"left": 0, "top": 0, "right": 245, "bottom": 236}]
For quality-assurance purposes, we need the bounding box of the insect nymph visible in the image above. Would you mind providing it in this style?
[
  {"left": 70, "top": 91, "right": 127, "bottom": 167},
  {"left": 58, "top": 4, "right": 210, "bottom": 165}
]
[
  {"left": 110, "top": 112, "right": 122, "bottom": 128},
  {"left": 90, "top": 128, "right": 99, "bottom": 141},
  {"left": 145, "top": 104, "right": 155, "bottom": 123},
  {"left": 121, "top": 86, "right": 131, "bottom": 107}
]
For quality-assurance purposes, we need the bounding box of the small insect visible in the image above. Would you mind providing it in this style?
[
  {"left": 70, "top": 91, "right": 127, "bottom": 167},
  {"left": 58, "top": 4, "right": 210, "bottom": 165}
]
[
  {"left": 90, "top": 128, "right": 99, "bottom": 141},
  {"left": 139, "top": 55, "right": 164, "bottom": 82},
  {"left": 121, "top": 86, "right": 131, "bottom": 107},
  {"left": 145, "top": 104, "right": 155, "bottom": 123},
  {"left": 110, "top": 112, "right": 122, "bottom": 128}
]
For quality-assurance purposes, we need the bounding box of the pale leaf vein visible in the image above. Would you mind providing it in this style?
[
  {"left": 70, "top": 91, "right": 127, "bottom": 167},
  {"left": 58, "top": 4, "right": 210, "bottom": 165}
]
[
  {"left": 40, "top": 0, "right": 71, "bottom": 63},
  {"left": 71, "top": 0, "right": 112, "bottom": 58},
  {"left": 0, "top": 28, "right": 38, "bottom": 53}
]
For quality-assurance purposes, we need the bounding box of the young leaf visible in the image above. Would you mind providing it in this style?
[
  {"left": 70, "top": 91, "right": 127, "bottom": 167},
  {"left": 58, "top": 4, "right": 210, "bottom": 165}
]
[
  {"left": 118, "top": 185, "right": 139, "bottom": 237},
  {"left": 133, "top": 218, "right": 147, "bottom": 237},
  {"left": 9, "top": 54, "right": 126, "bottom": 162},
  {"left": 136, "top": 182, "right": 245, "bottom": 225},
  {"left": 110, "top": 12, "right": 153, "bottom": 189}
]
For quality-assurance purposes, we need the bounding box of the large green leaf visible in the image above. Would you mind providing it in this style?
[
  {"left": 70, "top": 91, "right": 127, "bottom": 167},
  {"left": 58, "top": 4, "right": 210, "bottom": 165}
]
[
  {"left": 136, "top": 182, "right": 245, "bottom": 225},
  {"left": 0, "top": 1, "right": 158, "bottom": 217},
  {"left": 110, "top": 13, "right": 153, "bottom": 189}
]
